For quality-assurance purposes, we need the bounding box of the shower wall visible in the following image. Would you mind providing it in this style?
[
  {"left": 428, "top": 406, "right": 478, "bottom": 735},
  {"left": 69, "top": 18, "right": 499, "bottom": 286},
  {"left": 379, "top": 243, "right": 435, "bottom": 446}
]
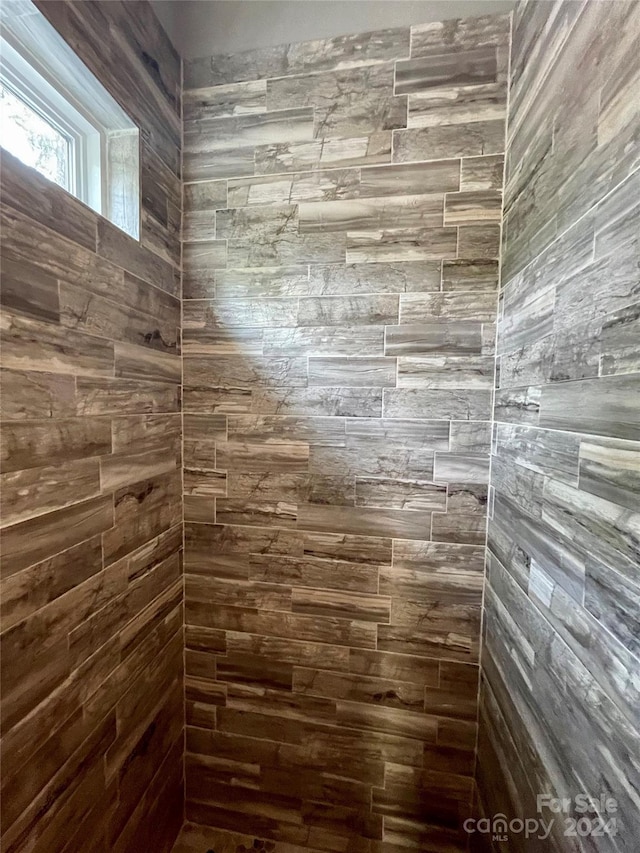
[
  {"left": 479, "top": 1, "right": 640, "bottom": 850},
  {"left": 180, "top": 14, "right": 509, "bottom": 852},
  {"left": 0, "top": 3, "right": 183, "bottom": 851}
]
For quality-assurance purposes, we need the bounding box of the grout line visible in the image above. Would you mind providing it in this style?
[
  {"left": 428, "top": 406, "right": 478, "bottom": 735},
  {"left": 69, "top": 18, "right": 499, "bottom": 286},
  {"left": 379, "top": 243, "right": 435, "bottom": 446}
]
[{"left": 472, "top": 8, "right": 514, "bottom": 793}]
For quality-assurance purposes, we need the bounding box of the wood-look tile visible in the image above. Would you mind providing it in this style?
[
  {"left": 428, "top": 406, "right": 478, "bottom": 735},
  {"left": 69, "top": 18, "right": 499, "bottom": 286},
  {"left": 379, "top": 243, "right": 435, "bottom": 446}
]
[
  {"left": 308, "top": 261, "right": 442, "bottom": 295},
  {"left": 307, "top": 357, "right": 396, "bottom": 387},
  {"left": 178, "top": 11, "right": 507, "bottom": 849},
  {"left": 267, "top": 64, "right": 407, "bottom": 138},
  {"left": 395, "top": 46, "right": 498, "bottom": 95},
  {"left": 0, "top": 495, "right": 114, "bottom": 578},
  {"left": 397, "top": 355, "right": 493, "bottom": 388},
  {"left": 255, "top": 132, "right": 393, "bottom": 174},
  {"left": 291, "top": 588, "right": 391, "bottom": 624},
  {"left": 346, "top": 226, "right": 458, "bottom": 264},
  {"left": 263, "top": 325, "right": 385, "bottom": 357},
  {"left": 1, "top": 309, "right": 116, "bottom": 378},
  {"left": 393, "top": 120, "right": 505, "bottom": 163}
]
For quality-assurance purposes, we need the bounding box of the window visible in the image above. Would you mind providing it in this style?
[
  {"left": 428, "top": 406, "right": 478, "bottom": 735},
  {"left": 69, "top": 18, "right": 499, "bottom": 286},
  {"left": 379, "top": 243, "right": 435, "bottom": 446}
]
[{"left": 0, "top": 0, "right": 140, "bottom": 238}]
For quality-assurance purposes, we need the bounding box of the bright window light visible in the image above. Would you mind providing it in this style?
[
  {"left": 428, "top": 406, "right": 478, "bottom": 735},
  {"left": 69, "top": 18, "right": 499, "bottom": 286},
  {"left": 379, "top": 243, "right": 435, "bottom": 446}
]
[{"left": 0, "top": 0, "right": 140, "bottom": 238}]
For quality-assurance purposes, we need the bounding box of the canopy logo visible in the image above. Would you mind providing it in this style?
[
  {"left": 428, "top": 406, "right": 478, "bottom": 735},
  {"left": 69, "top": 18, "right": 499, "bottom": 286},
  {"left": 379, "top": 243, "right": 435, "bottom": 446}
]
[{"left": 464, "top": 794, "right": 619, "bottom": 843}]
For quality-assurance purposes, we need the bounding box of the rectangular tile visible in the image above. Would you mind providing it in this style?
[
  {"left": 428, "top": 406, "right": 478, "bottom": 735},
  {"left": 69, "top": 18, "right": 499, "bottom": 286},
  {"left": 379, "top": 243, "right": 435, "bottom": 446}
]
[
  {"left": 393, "top": 120, "right": 505, "bottom": 162},
  {"left": 297, "top": 503, "right": 432, "bottom": 541},
  {"left": 578, "top": 436, "right": 640, "bottom": 510},
  {"left": 308, "top": 261, "right": 442, "bottom": 295},
  {"left": 307, "top": 357, "right": 396, "bottom": 387},
  {"left": 255, "top": 132, "right": 393, "bottom": 174},
  {"left": 397, "top": 355, "right": 494, "bottom": 388},
  {"left": 346, "top": 226, "right": 457, "bottom": 264},
  {"left": 267, "top": 64, "right": 407, "bottom": 138},
  {"left": 395, "top": 46, "right": 498, "bottom": 94},
  {"left": 263, "top": 325, "right": 385, "bottom": 357},
  {"left": 383, "top": 388, "right": 492, "bottom": 420},
  {"left": 291, "top": 588, "right": 391, "bottom": 623},
  {"left": 539, "top": 374, "right": 640, "bottom": 440},
  {"left": 298, "top": 295, "right": 399, "bottom": 327},
  {"left": 0, "top": 418, "right": 111, "bottom": 473},
  {"left": 0, "top": 495, "right": 114, "bottom": 578},
  {"left": 385, "top": 322, "right": 484, "bottom": 356},
  {"left": 355, "top": 477, "right": 447, "bottom": 511}
]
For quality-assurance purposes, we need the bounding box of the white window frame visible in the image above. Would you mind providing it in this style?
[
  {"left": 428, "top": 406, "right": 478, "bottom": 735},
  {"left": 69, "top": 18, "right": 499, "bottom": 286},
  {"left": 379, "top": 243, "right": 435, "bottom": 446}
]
[
  {"left": 1, "top": 36, "right": 103, "bottom": 213},
  {"left": 0, "top": 0, "right": 140, "bottom": 239}
]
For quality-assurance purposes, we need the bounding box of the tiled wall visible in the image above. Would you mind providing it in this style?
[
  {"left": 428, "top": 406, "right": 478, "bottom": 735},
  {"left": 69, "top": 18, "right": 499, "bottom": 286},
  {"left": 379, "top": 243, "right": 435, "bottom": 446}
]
[
  {"left": 478, "top": 1, "right": 640, "bottom": 850},
  {"left": 0, "top": 2, "right": 183, "bottom": 851},
  {"left": 179, "top": 15, "right": 509, "bottom": 852}
]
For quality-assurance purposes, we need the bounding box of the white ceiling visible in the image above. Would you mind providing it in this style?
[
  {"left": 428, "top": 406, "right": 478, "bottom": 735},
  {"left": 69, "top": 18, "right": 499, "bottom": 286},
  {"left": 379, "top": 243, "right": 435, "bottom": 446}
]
[{"left": 151, "top": 0, "right": 515, "bottom": 60}]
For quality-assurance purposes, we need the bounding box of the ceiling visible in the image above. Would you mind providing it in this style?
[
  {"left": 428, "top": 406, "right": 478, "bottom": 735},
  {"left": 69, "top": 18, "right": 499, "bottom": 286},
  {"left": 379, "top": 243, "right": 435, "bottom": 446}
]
[{"left": 151, "top": 0, "right": 515, "bottom": 60}]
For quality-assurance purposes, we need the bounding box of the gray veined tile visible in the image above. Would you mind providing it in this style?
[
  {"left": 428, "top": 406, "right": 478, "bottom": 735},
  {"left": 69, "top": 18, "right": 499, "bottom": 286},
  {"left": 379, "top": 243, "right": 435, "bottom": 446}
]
[
  {"left": 397, "top": 356, "right": 494, "bottom": 389},
  {"left": 185, "top": 27, "right": 410, "bottom": 87},
  {"left": 346, "top": 226, "right": 458, "bottom": 264},
  {"left": 345, "top": 417, "right": 450, "bottom": 449},
  {"left": 399, "top": 292, "right": 497, "bottom": 323},
  {"left": 584, "top": 557, "right": 640, "bottom": 659},
  {"left": 384, "top": 322, "right": 484, "bottom": 356},
  {"left": 499, "top": 335, "right": 554, "bottom": 388},
  {"left": 395, "top": 45, "right": 499, "bottom": 95},
  {"left": 358, "top": 160, "right": 460, "bottom": 197},
  {"left": 393, "top": 120, "right": 505, "bottom": 163},
  {"left": 214, "top": 266, "right": 310, "bottom": 298},
  {"left": 183, "top": 240, "right": 227, "bottom": 281},
  {"left": 297, "top": 502, "right": 432, "bottom": 541},
  {"left": 308, "top": 438, "right": 436, "bottom": 481},
  {"left": 450, "top": 421, "right": 492, "bottom": 453},
  {"left": 183, "top": 355, "right": 309, "bottom": 391},
  {"left": 299, "top": 194, "right": 444, "bottom": 234},
  {"left": 267, "top": 63, "right": 408, "bottom": 139},
  {"left": 541, "top": 477, "right": 640, "bottom": 583},
  {"left": 182, "top": 325, "right": 265, "bottom": 356},
  {"left": 307, "top": 357, "right": 397, "bottom": 387},
  {"left": 228, "top": 167, "right": 360, "bottom": 207},
  {"left": 497, "top": 275, "right": 555, "bottom": 355},
  {"left": 434, "top": 452, "right": 490, "bottom": 484},
  {"left": 599, "top": 302, "right": 640, "bottom": 377},
  {"left": 457, "top": 224, "right": 501, "bottom": 258},
  {"left": 441, "top": 259, "right": 500, "bottom": 291},
  {"left": 183, "top": 80, "right": 267, "bottom": 121},
  {"left": 185, "top": 107, "right": 315, "bottom": 151},
  {"left": 183, "top": 296, "right": 299, "bottom": 329},
  {"left": 460, "top": 154, "right": 505, "bottom": 191},
  {"left": 410, "top": 15, "right": 511, "bottom": 58},
  {"left": 263, "top": 326, "right": 385, "bottom": 357},
  {"left": 183, "top": 181, "right": 228, "bottom": 242},
  {"left": 578, "top": 436, "right": 640, "bottom": 511},
  {"left": 355, "top": 477, "right": 447, "bottom": 511},
  {"left": 493, "top": 384, "right": 541, "bottom": 426},
  {"left": 227, "top": 230, "right": 346, "bottom": 268},
  {"left": 444, "top": 190, "right": 502, "bottom": 224},
  {"left": 308, "top": 261, "right": 442, "bottom": 296},
  {"left": 539, "top": 374, "right": 640, "bottom": 440},
  {"left": 407, "top": 80, "right": 507, "bottom": 129},
  {"left": 383, "top": 388, "right": 492, "bottom": 420},
  {"left": 250, "top": 387, "right": 384, "bottom": 418},
  {"left": 183, "top": 146, "right": 255, "bottom": 181},
  {"left": 298, "top": 294, "right": 399, "bottom": 327},
  {"left": 254, "top": 132, "right": 393, "bottom": 174},
  {"left": 226, "top": 414, "right": 345, "bottom": 446},
  {"left": 494, "top": 424, "right": 580, "bottom": 486},
  {"left": 215, "top": 204, "right": 299, "bottom": 240}
]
